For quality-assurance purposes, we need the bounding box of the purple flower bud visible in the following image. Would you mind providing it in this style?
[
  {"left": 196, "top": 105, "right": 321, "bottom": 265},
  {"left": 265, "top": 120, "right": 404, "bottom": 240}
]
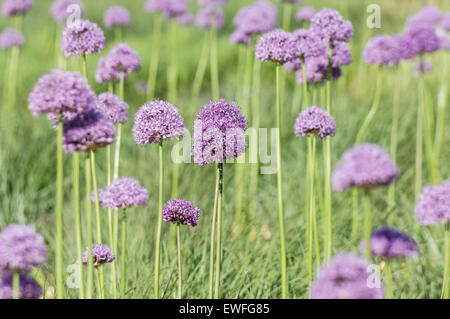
[
  {"left": 96, "top": 92, "right": 128, "bottom": 124},
  {"left": 415, "top": 180, "right": 450, "bottom": 226},
  {"left": 163, "top": 199, "right": 200, "bottom": 227},
  {"left": 0, "top": 28, "right": 24, "bottom": 49},
  {"left": 295, "top": 56, "right": 341, "bottom": 85},
  {"left": 290, "top": 28, "right": 328, "bottom": 59},
  {"left": 145, "top": 0, "right": 166, "bottom": 13},
  {"left": 82, "top": 244, "right": 115, "bottom": 267},
  {"left": 2, "top": 0, "right": 33, "bottom": 17},
  {"left": 94, "top": 177, "right": 149, "bottom": 209},
  {"left": 61, "top": 19, "right": 105, "bottom": 57},
  {"left": 0, "top": 273, "right": 42, "bottom": 299},
  {"left": 294, "top": 106, "right": 336, "bottom": 139},
  {"left": 364, "top": 227, "right": 419, "bottom": 259},
  {"left": 103, "top": 6, "right": 131, "bottom": 28},
  {"left": 331, "top": 41, "right": 352, "bottom": 67},
  {"left": 50, "top": 0, "right": 83, "bottom": 24}
]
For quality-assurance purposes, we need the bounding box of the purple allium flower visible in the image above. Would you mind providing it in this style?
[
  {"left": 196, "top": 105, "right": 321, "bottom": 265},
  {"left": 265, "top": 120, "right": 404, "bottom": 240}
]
[
  {"left": 294, "top": 106, "right": 336, "bottom": 139},
  {"left": 133, "top": 100, "right": 185, "bottom": 145},
  {"left": 63, "top": 109, "right": 116, "bottom": 154},
  {"left": 440, "top": 36, "right": 450, "bottom": 51},
  {"left": 405, "top": 23, "right": 440, "bottom": 54},
  {"left": 0, "top": 273, "right": 42, "bottom": 299},
  {"left": 415, "top": 180, "right": 450, "bottom": 226},
  {"left": 193, "top": 100, "right": 248, "bottom": 167},
  {"left": 295, "top": 56, "right": 341, "bottom": 85},
  {"left": 284, "top": 58, "right": 302, "bottom": 72},
  {"left": 393, "top": 34, "right": 417, "bottom": 60},
  {"left": 296, "top": 6, "right": 316, "bottom": 22},
  {"left": 363, "top": 35, "right": 401, "bottom": 67},
  {"left": 163, "top": 199, "right": 200, "bottom": 227},
  {"left": 290, "top": 28, "right": 328, "bottom": 59},
  {"left": 414, "top": 59, "right": 432, "bottom": 77},
  {"left": 28, "top": 70, "right": 96, "bottom": 117},
  {"left": 50, "top": 0, "right": 83, "bottom": 24},
  {"left": 103, "top": 6, "right": 131, "bottom": 28},
  {"left": 2, "top": 0, "right": 33, "bottom": 17},
  {"left": 311, "top": 8, "right": 353, "bottom": 42},
  {"left": 96, "top": 92, "right": 128, "bottom": 124},
  {"left": 255, "top": 29, "right": 297, "bottom": 65},
  {"left": 145, "top": 0, "right": 166, "bottom": 13},
  {"left": 278, "top": 0, "right": 302, "bottom": 3},
  {"left": 331, "top": 143, "right": 399, "bottom": 192},
  {"left": 0, "top": 28, "right": 24, "bottom": 49},
  {"left": 311, "top": 252, "right": 384, "bottom": 299},
  {"left": 364, "top": 227, "right": 419, "bottom": 259},
  {"left": 0, "top": 225, "right": 47, "bottom": 272},
  {"left": 177, "top": 12, "right": 193, "bottom": 25},
  {"left": 97, "top": 43, "right": 141, "bottom": 83},
  {"left": 232, "top": 1, "right": 277, "bottom": 37},
  {"left": 230, "top": 29, "right": 251, "bottom": 45},
  {"left": 95, "top": 56, "right": 120, "bottom": 84},
  {"left": 406, "top": 5, "right": 442, "bottom": 28},
  {"left": 196, "top": 5, "right": 224, "bottom": 29},
  {"left": 331, "top": 41, "right": 351, "bottom": 67},
  {"left": 198, "top": 0, "right": 229, "bottom": 5},
  {"left": 61, "top": 19, "right": 105, "bottom": 57},
  {"left": 160, "top": 0, "right": 189, "bottom": 20},
  {"left": 441, "top": 13, "right": 450, "bottom": 31},
  {"left": 95, "top": 177, "right": 149, "bottom": 209},
  {"left": 82, "top": 244, "right": 115, "bottom": 267}
]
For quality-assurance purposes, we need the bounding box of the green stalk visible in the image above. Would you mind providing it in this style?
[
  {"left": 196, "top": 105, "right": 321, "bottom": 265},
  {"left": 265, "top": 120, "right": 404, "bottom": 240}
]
[
  {"left": 73, "top": 152, "right": 85, "bottom": 298},
  {"left": 443, "top": 223, "right": 450, "bottom": 299},
  {"left": 114, "top": 26, "right": 122, "bottom": 43},
  {"left": 146, "top": 13, "right": 162, "bottom": 101},
  {"left": 306, "top": 138, "right": 313, "bottom": 284},
  {"left": 385, "top": 260, "right": 393, "bottom": 299},
  {"left": 210, "top": 26, "right": 220, "bottom": 100},
  {"left": 113, "top": 72, "right": 124, "bottom": 180},
  {"left": 154, "top": 143, "right": 164, "bottom": 299},
  {"left": 434, "top": 53, "right": 448, "bottom": 179},
  {"left": 12, "top": 270, "right": 19, "bottom": 299},
  {"left": 388, "top": 69, "right": 401, "bottom": 207},
  {"left": 191, "top": 33, "right": 210, "bottom": 106},
  {"left": 351, "top": 188, "right": 359, "bottom": 247},
  {"left": 302, "top": 59, "right": 309, "bottom": 109},
  {"left": 282, "top": 3, "right": 292, "bottom": 31},
  {"left": 209, "top": 163, "right": 220, "bottom": 298},
  {"left": 121, "top": 210, "right": 127, "bottom": 298},
  {"left": 415, "top": 75, "right": 425, "bottom": 200},
  {"left": 176, "top": 223, "right": 182, "bottom": 299},
  {"left": 422, "top": 76, "right": 438, "bottom": 184},
  {"left": 85, "top": 155, "right": 94, "bottom": 299},
  {"left": 55, "top": 115, "right": 64, "bottom": 299},
  {"left": 6, "top": 46, "right": 19, "bottom": 130},
  {"left": 214, "top": 163, "right": 224, "bottom": 299},
  {"left": 106, "top": 145, "right": 118, "bottom": 299},
  {"left": 363, "top": 190, "right": 372, "bottom": 260},
  {"left": 95, "top": 267, "right": 103, "bottom": 298}
]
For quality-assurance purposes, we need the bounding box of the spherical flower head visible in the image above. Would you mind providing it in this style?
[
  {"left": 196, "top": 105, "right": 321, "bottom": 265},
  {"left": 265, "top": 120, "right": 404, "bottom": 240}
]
[
  {"left": 133, "top": 100, "right": 185, "bottom": 145},
  {"left": 82, "top": 244, "right": 115, "bottom": 267},
  {"left": 393, "top": 34, "right": 417, "bottom": 60},
  {"left": 233, "top": 1, "right": 277, "bottom": 36},
  {"left": 406, "top": 5, "right": 442, "bottom": 28},
  {"left": 294, "top": 106, "right": 336, "bottom": 139},
  {"left": 0, "top": 224, "right": 47, "bottom": 272},
  {"left": 163, "top": 0, "right": 189, "bottom": 20},
  {"left": 103, "top": 6, "right": 131, "bottom": 28},
  {"left": 28, "top": 70, "right": 96, "bottom": 116},
  {"left": 96, "top": 177, "right": 149, "bottom": 209},
  {"left": 102, "top": 43, "right": 141, "bottom": 79},
  {"left": 364, "top": 227, "right": 419, "bottom": 259},
  {"left": 196, "top": 5, "right": 224, "bottom": 29},
  {"left": 95, "top": 56, "right": 120, "bottom": 83},
  {"left": 96, "top": 92, "right": 128, "bottom": 124},
  {"left": 290, "top": 28, "right": 328, "bottom": 59},
  {"left": 311, "top": 252, "right": 384, "bottom": 299},
  {"left": 0, "top": 28, "right": 24, "bottom": 49},
  {"left": 311, "top": 8, "right": 353, "bottom": 42},
  {"left": 50, "top": 0, "right": 84, "bottom": 24},
  {"left": 296, "top": 6, "right": 316, "bottom": 22},
  {"left": 198, "top": 0, "right": 229, "bottom": 5},
  {"left": 331, "top": 41, "right": 352, "bottom": 67},
  {"left": 414, "top": 59, "right": 432, "bottom": 77},
  {"left": 405, "top": 23, "right": 440, "bottom": 54},
  {"left": 61, "top": 19, "right": 105, "bottom": 57},
  {"left": 63, "top": 109, "right": 116, "bottom": 154},
  {"left": 295, "top": 56, "right": 341, "bottom": 85},
  {"left": 2, "top": 0, "right": 33, "bottom": 17},
  {"left": 177, "top": 12, "right": 193, "bottom": 25},
  {"left": 441, "top": 13, "right": 450, "bottom": 32},
  {"left": 163, "top": 199, "right": 200, "bottom": 227},
  {"left": 193, "top": 100, "right": 248, "bottom": 166},
  {"left": 415, "top": 180, "right": 450, "bottom": 226},
  {"left": 363, "top": 35, "right": 401, "bottom": 67},
  {"left": 145, "top": 0, "right": 166, "bottom": 13},
  {"left": 230, "top": 29, "right": 251, "bottom": 46},
  {"left": 0, "top": 273, "right": 42, "bottom": 299},
  {"left": 332, "top": 143, "right": 399, "bottom": 192},
  {"left": 255, "top": 29, "right": 297, "bottom": 65}
]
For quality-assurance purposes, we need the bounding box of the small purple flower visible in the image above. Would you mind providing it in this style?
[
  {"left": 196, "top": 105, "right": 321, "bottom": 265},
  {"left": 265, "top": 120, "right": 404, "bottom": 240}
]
[
  {"left": 96, "top": 92, "right": 128, "bottom": 124},
  {"left": 415, "top": 180, "right": 450, "bottom": 226},
  {"left": 163, "top": 199, "right": 200, "bottom": 227},
  {"left": 392, "top": 34, "right": 417, "bottom": 60},
  {"left": 311, "top": 8, "right": 353, "bottom": 42},
  {"left": 255, "top": 29, "right": 297, "bottom": 65},
  {"left": 405, "top": 23, "right": 440, "bottom": 54},
  {"left": 441, "top": 13, "right": 450, "bottom": 31},
  {"left": 414, "top": 59, "right": 432, "bottom": 77},
  {"left": 294, "top": 106, "right": 336, "bottom": 139},
  {"left": 363, "top": 35, "right": 401, "bottom": 67},
  {"left": 50, "top": 0, "right": 83, "bottom": 24},
  {"left": 296, "top": 6, "right": 316, "bottom": 22},
  {"left": 133, "top": 100, "right": 185, "bottom": 145},
  {"left": 95, "top": 177, "right": 149, "bottom": 209},
  {"left": 145, "top": 0, "right": 166, "bottom": 13},
  {"left": 295, "top": 56, "right": 341, "bottom": 85},
  {"left": 95, "top": 56, "right": 120, "bottom": 84},
  {"left": 162, "top": 0, "right": 189, "bottom": 20},
  {"left": 96, "top": 43, "right": 141, "bottom": 83},
  {"left": 406, "top": 5, "right": 442, "bottom": 28},
  {"left": 230, "top": 29, "right": 251, "bottom": 45},
  {"left": 198, "top": 0, "right": 229, "bottom": 5},
  {"left": 332, "top": 143, "right": 399, "bottom": 192},
  {"left": 0, "top": 28, "right": 24, "bottom": 49},
  {"left": 290, "top": 28, "right": 328, "bottom": 59},
  {"left": 364, "top": 227, "right": 419, "bottom": 259},
  {"left": 177, "top": 12, "right": 193, "bottom": 25},
  {"left": 0, "top": 273, "right": 42, "bottom": 299},
  {"left": 82, "top": 244, "right": 115, "bottom": 267},
  {"left": 2, "top": 0, "right": 33, "bottom": 17},
  {"left": 196, "top": 5, "right": 224, "bottom": 29},
  {"left": 0, "top": 225, "right": 47, "bottom": 272},
  {"left": 232, "top": 1, "right": 277, "bottom": 37},
  {"left": 311, "top": 252, "right": 384, "bottom": 299},
  {"left": 103, "top": 6, "right": 131, "bottom": 28},
  {"left": 331, "top": 41, "right": 352, "bottom": 67},
  {"left": 61, "top": 19, "right": 105, "bottom": 57}
]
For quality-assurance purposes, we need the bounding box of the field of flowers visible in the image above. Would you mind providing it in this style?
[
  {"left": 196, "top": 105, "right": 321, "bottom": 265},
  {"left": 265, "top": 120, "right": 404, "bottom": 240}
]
[{"left": 0, "top": 0, "right": 449, "bottom": 300}]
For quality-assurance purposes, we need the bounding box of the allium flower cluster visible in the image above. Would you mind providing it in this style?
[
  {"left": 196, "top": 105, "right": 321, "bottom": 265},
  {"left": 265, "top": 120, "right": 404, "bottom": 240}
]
[
  {"left": 96, "top": 92, "right": 128, "bottom": 124},
  {"left": 50, "top": 0, "right": 83, "bottom": 24},
  {"left": 95, "top": 43, "right": 141, "bottom": 83},
  {"left": 363, "top": 35, "right": 401, "bottom": 67},
  {"left": 289, "top": 28, "right": 327, "bottom": 60},
  {"left": 406, "top": 5, "right": 442, "bottom": 28},
  {"left": 294, "top": 106, "right": 336, "bottom": 139},
  {"left": 415, "top": 180, "right": 450, "bottom": 226},
  {"left": 311, "top": 8, "right": 354, "bottom": 43},
  {"left": 331, "top": 143, "right": 399, "bottom": 192},
  {"left": 82, "top": 244, "right": 115, "bottom": 267},
  {"left": 163, "top": 199, "right": 200, "bottom": 227},
  {"left": 0, "top": 273, "right": 42, "bottom": 299},
  {"left": 104, "top": 6, "right": 131, "bottom": 28},
  {"left": 255, "top": 29, "right": 297, "bottom": 65},
  {"left": 296, "top": 6, "right": 316, "bottom": 22},
  {"left": 295, "top": 56, "right": 341, "bottom": 85},
  {"left": 365, "top": 227, "right": 419, "bottom": 259},
  {"left": 393, "top": 34, "right": 417, "bottom": 60},
  {"left": 0, "top": 28, "right": 24, "bottom": 49},
  {"left": 61, "top": 19, "right": 105, "bottom": 57},
  {"left": 405, "top": 23, "right": 440, "bottom": 54},
  {"left": 2, "top": 0, "right": 33, "bottom": 17},
  {"left": 196, "top": 5, "right": 224, "bottom": 29},
  {"left": 96, "top": 177, "right": 149, "bottom": 209}
]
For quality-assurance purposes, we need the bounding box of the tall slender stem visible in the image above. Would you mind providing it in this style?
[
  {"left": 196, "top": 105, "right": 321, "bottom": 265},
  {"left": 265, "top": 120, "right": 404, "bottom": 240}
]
[
  {"left": 214, "top": 163, "right": 224, "bottom": 299},
  {"left": 422, "top": 76, "right": 438, "bottom": 184},
  {"left": 191, "top": 33, "right": 210, "bottom": 106},
  {"left": 209, "top": 164, "right": 220, "bottom": 298},
  {"left": 121, "top": 210, "right": 127, "bottom": 298},
  {"left": 106, "top": 145, "right": 118, "bottom": 299},
  {"left": 95, "top": 268, "right": 103, "bottom": 298},
  {"left": 73, "top": 152, "right": 85, "bottom": 298},
  {"left": 154, "top": 143, "right": 164, "bottom": 299},
  {"left": 306, "top": 137, "right": 313, "bottom": 284},
  {"left": 351, "top": 188, "right": 359, "bottom": 247},
  {"left": 443, "top": 223, "right": 450, "bottom": 299},
  {"left": 146, "top": 13, "right": 162, "bottom": 101},
  {"left": 302, "top": 60, "right": 309, "bottom": 109},
  {"left": 12, "top": 271, "right": 19, "bottom": 299},
  {"left": 434, "top": 53, "right": 448, "bottom": 179},
  {"left": 85, "top": 156, "right": 94, "bottom": 299},
  {"left": 177, "top": 223, "right": 182, "bottom": 299},
  {"left": 385, "top": 260, "right": 393, "bottom": 299},
  {"left": 363, "top": 190, "right": 372, "bottom": 260},
  {"left": 282, "top": 3, "right": 292, "bottom": 31},
  {"left": 388, "top": 69, "right": 401, "bottom": 207},
  {"left": 56, "top": 116, "right": 64, "bottom": 299},
  {"left": 415, "top": 76, "right": 425, "bottom": 200},
  {"left": 210, "top": 26, "right": 220, "bottom": 100}
]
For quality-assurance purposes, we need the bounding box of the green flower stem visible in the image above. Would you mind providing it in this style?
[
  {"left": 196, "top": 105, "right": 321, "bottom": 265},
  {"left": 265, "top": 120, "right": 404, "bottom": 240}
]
[
  {"left": 302, "top": 60, "right": 309, "bottom": 109},
  {"left": 191, "top": 33, "right": 210, "bottom": 106},
  {"left": 385, "top": 260, "right": 393, "bottom": 299},
  {"left": 95, "top": 267, "right": 103, "bottom": 299},
  {"left": 106, "top": 144, "right": 118, "bottom": 299},
  {"left": 443, "top": 223, "right": 450, "bottom": 299},
  {"left": 55, "top": 115, "right": 64, "bottom": 299},
  {"left": 422, "top": 77, "right": 438, "bottom": 184},
  {"left": 113, "top": 72, "right": 124, "bottom": 180},
  {"left": 415, "top": 75, "right": 425, "bottom": 200},
  {"left": 351, "top": 188, "right": 359, "bottom": 247},
  {"left": 210, "top": 26, "right": 220, "bottom": 100},
  {"left": 114, "top": 26, "right": 122, "bottom": 43},
  {"left": 209, "top": 164, "right": 220, "bottom": 298},
  {"left": 388, "top": 69, "right": 401, "bottom": 207},
  {"left": 6, "top": 46, "right": 19, "bottom": 129},
  {"left": 85, "top": 155, "right": 94, "bottom": 299},
  {"left": 434, "top": 53, "right": 448, "bottom": 179},
  {"left": 306, "top": 137, "right": 314, "bottom": 284},
  {"left": 363, "top": 190, "right": 372, "bottom": 260},
  {"left": 146, "top": 13, "right": 162, "bottom": 101},
  {"left": 12, "top": 270, "right": 19, "bottom": 299},
  {"left": 282, "top": 3, "right": 292, "bottom": 31},
  {"left": 154, "top": 143, "right": 164, "bottom": 299},
  {"left": 177, "top": 223, "right": 182, "bottom": 299},
  {"left": 121, "top": 210, "right": 127, "bottom": 298},
  {"left": 73, "top": 152, "right": 85, "bottom": 299},
  {"left": 214, "top": 163, "right": 224, "bottom": 299}
]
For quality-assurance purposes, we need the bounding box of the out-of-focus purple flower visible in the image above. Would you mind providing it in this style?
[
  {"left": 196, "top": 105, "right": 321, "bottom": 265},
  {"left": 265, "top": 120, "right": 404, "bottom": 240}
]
[
  {"left": 0, "top": 28, "right": 24, "bottom": 49},
  {"left": 311, "top": 252, "right": 384, "bottom": 299},
  {"left": 145, "top": 0, "right": 166, "bottom": 13},
  {"left": 0, "top": 273, "right": 42, "bottom": 299},
  {"left": 0, "top": 225, "right": 47, "bottom": 272},
  {"left": 95, "top": 57, "right": 120, "bottom": 84},
  {"left": 406, "top": 5, "right": 442, "bottom": 28},
  {"left": 95, "top": 177, "right": 149, "bottom": 209},
  {"left": 63, "top": 109, "right": 116, "bottom": 154},
  {"left": 96, "top": 92, "right": 128, "bottom": 124},
  {"left": 177, "top": 12, "right": 193, "bottom": 25},
  {"left": 50, "top": 0, "right": 83, "bottom": 24},
  {"left": 196, "top": 5, "right": 224, "bottom": 29},
  {"left": 198, "top": 0, "right": 229, "bottom": 5},
  {"left": 405, "top": 23, "right": 440, "bottom": 54},
  {"left": 393, "top": 34, "right": 417, "bottom": 60},
  {"left": 440, "top": 36, "right": 450, "bottom": 51},
  {"left": 2, "top": 0, "right": 33, "bottom": 17},
  {"left": 332, "top": 143, "right": 399, "bottom": 192},
  {"left": 96, "top": 43, "right": 141, "bottom": 84},
  {"left": 295, "top": 56, "right": 341, "bottom": 85},
  {"left": 415, "top": 180, "right": 450, "bottom": 226},
  {"left": 278, "top": 0, "right": 302, "bottom": 3},
  {"left": 232, "top": 1, "right": 277, "bottom": 39},
  {"left": 441, "top": 13, "right": 450, "bottom": 31},
  {"left": 294, "top": 106, "right": 336, "bottom": 139},
  {"left": 61, "top": 19, "right": 105, "bottom": 57},
  {"left": 82, "top": 244, "right": 115, "bottom": 267},
  {"left": 255, "top": 29, "right": 296, "bottom": 65},
  {"left": 331, "top": 41, "right": 352, "bottom": 67},
  {"left": 363, "top": 227, "right": 419, "bottom": 259},
  {"left": 163, "top": 199, "right": 200, "bottom": 227},
  {"left": 230, "top": 29, "right": 251, "bottom": 45},
  {"left": 296, "top": 6, "right": 316, "bottom": 22},
  {"left": 28, "top": 70, "right": 96, "bottom": 117},
  {"left": 103, "top": 6, "right": 131, "bottom": 28},
  {"left": 164, "top": 0, "right": 189, "bottom": 20},
  {"left": 363, "top": 35, "right": 401, "bottom": 67},
  {"left": 133, "top": 100, "right": 185, "bottom": 145},
  {"left": 414, "top": 59, "right": 432, "bottom": 77},
  {"left": 290, "top": 28, "right": 328, "bottom": 59},
  {"left": 193, "top": 100, "right": 248, "bottom": 167},
  {"left": 284, "top": 58, "right": 302, "bottom": 72},
  {"left": 311, "top": 8, "right": 353, "bottom": 42}
]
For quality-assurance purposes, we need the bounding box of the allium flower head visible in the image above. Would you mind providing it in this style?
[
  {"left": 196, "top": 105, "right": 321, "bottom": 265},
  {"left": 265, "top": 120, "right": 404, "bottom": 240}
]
[
  {"left": 96, "top": 92, "right": 128, "bottom": 124},
  {"left": 82, "top": 244, "right": 115, "bottom": 267},
  {"left": 294, "top": 106, "right": 336, "bottom": 139},
  {"left": 290, "top": 28, "right": 327, "bottom": 59},
  {"left": 145, "top": 0, "right": 166, "bottom": 13},
  {"left": 28, "top": 70, "right": 96, "bottom": 116},
  {"left": 363, "top": 35, "right": 401, "bottom": 67},
  {"left": 278, "top": 0, "right": 302, "bottom": 3},
  {"left": 133, "top": 100, "right": 185, "bottom": 145},
  {"left": 232, "top": 1, "right": 277, "bottom": 37},
  {"left": 0, "top": 225, "right": 47, "bottom": 272},
  {"left": 163, "top": 199, "right": 200, "bottom": 227},
  {"left": 296, "top": 6, "right": 316, "bottom": 22},
  {"left": 50, "top": 0, "right": 83, "bottom": 24},
  {"left": 160, "top": 0, "right": 189, "bottom": 20},
  {"left": 415, "top": 180, "right": 450, "bottom": 226},
  {"left": 414, "top": 59, "right": 432, "bottom": 77},
  {"left": 230, "top": 29, "right": 251, "bottom": 45},
  {"left": 311, "top": 8, "right": 353, "bottom": 42},
  {"left": 295, "top": 56, "right": 341, "bottom": 85},
  {"left": 255, "top": 29, "right": 297, "bottom": 65},
  {"left": 196, "top": 5, "right": 224, "bottom": 29},
  {"left": 2, "top": 0, "right": 33, "bottom": 17},
  {"left": 331, "top": 143, "right": 399, "bottom": 192},
  {"left": 311, "top": 252, "right": 384, "bottom": 299},
  {"left": 393, "top": 34, "right": 417, "bottom": 60},
  {"left": 198, "top": 0, "right": 229, "bottom": 5},
  {"left": 177, "top": 12, "right": 193, "bottom": 25},
  {"left": 104, "top": 6, "right": 131, "bottom": 28},
  {"left": 364, "top": 227, "right": 419, "bottom": 259},
  {"left": 193, "top": 100, "right": 248, "bottom": 166},
  {"left": 405, "top": 23, "right": 440, "bottom": 54},
  {"left": 95, "top": 177, "right": 149, "bottom": 209},
  {"left": 61, "top": 19, "right": 105, "bottom": 57},
  {"left": 63, "top": 109, "right": 116, "bottom": 154},
  {"left": 331, "top": 41, "right": 352, "bottom": 67},
  {"left": 406, "top": 5, "right": 442, "bottom": 28},
  {"left": 0, "top": 28, "right": 24, "bottom": 49},
  {"left": 102, "top": 43, "right": 141, "bottom": 80},
  {"left": 0, "top": 273, "right": 42, "bottom": 299}
]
